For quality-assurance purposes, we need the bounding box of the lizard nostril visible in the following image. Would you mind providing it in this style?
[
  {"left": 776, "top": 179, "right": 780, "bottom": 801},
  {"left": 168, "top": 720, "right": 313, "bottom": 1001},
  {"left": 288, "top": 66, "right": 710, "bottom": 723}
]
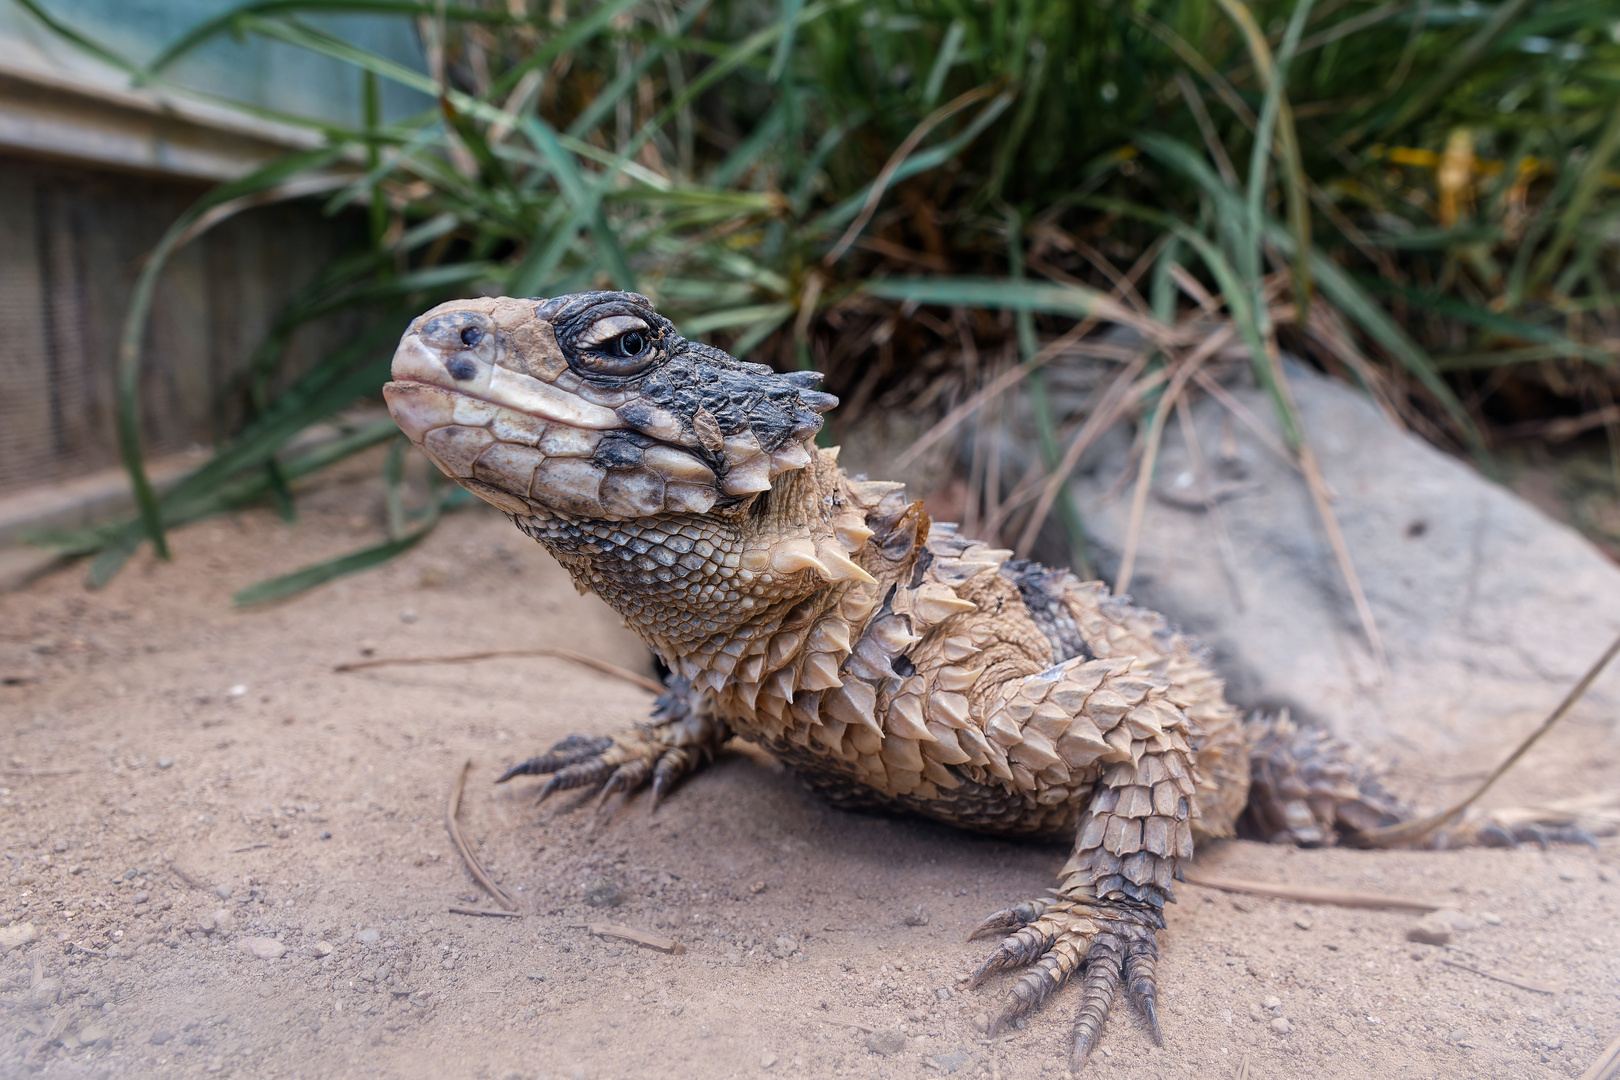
[{"left": 446, "top": 355, "right": 478, "bottom": 380}]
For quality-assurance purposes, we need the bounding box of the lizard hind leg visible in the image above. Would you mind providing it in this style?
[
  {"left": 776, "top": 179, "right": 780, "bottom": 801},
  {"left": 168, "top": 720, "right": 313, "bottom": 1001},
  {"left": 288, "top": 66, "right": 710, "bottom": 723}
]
[{"left": 1239, "top": 709, "right": 1406, "bottom": 845}]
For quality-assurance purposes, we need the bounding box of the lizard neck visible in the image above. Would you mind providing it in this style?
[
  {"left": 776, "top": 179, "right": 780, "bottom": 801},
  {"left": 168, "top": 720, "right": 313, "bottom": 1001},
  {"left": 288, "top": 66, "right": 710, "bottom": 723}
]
[{"left": 510, "top": 449, "right": 910, "bottom": 696}]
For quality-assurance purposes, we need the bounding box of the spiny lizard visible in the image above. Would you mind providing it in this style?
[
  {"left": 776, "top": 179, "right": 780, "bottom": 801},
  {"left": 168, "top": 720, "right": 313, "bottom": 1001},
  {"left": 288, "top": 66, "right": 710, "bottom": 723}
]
[{"left": 383, "top": 290, "right": 1407, "bottom": 1066}]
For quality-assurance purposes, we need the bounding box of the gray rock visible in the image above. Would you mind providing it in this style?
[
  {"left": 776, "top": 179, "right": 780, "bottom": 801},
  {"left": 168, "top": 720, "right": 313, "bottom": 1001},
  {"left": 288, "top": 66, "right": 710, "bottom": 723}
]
[
  {"left": 27, "top": 978, "right": 61, "bottom": 1009},
  {"left": 863, "top": 1029, "right": 907, "bottom": 1056},
  {"left": 214, "top": 884, "right": 233, "bottom": 900},
  {"left": 1065, "top": 361, "right": 1620, "bottom": 760},
  {"left": 355, "top": 928, "right": 381, "bottom": 946},
  {"left": 238, "top": 937, "right": 287, "bottom": 960},
  {"left": 583, "top": 878, "right": 624, "bottom": 908},
  {"left": 933, "top": 1050, "right": 972, "bottom": 1074},
  {"left": 149, "top": 1029, "right": 173, "bottom": 1045}
]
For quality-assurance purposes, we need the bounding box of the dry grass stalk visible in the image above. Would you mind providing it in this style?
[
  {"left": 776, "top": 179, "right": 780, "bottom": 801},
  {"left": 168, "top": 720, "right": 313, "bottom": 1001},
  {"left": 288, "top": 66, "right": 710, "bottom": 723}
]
[
  {"left": 1182, "top": 869, "right": 1443, "bottom": 912},
  {"left": 1579, "top": 1030, "right": 1620, "bottom": 1080},
  {"left": 448, "top": 906, "right": 523, "bottom": 918},
  {"left": 335, "top": 647, "right": 664, "bottom": 694},
  {"left": 1357, "top": 630, "right": 1620, "bottom": 848},
  {"left": 446, "top": 760, "right": 519, "bottom": 911},
  {"left": 1113, "top": 328, "right": 1231, "bottom": 594},
  {"left": 1438, "top": 958, "right": 1557, "bottom": 995},
  {"left": 587, "top": 921, "right": 685, "bottom": 954}
]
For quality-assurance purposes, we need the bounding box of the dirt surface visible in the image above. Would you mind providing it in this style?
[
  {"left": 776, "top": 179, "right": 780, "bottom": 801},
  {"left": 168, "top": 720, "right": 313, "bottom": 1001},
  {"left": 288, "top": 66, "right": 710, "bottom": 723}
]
[{"left": 2, "top": 470, "right": 1618, "bottom": 1080}]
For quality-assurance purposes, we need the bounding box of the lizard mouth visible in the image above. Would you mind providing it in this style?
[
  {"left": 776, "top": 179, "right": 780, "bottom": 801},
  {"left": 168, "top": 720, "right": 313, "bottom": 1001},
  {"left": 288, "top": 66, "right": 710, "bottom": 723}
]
[{"left": 381, "top": 296, "right": 829, "bottom": 521}]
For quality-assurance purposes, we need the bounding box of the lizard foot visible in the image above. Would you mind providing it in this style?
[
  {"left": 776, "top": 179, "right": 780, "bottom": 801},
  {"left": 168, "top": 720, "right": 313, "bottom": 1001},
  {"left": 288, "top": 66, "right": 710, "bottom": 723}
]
[
  {"left": 968, "top": 896, "right": 1165, "bottom": 1067},
  {"left": 496, "top": 687, "right": 729, "bottom": 811}
]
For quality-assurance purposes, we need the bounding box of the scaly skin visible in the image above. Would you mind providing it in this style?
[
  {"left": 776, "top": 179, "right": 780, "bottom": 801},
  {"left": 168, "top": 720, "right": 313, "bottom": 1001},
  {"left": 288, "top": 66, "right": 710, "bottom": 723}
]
[{"left": 382, "top": 291, "right": 1401, "bottom": 1067}]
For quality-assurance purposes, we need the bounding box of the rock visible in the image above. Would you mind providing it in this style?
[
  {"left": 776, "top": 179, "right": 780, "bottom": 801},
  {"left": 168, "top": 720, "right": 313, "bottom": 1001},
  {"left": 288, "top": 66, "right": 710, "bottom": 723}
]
[
  {"left": 1061, "top": 360, "right": 1620, "bottom": 760},
  {"left": 214, "top": 884, "right": 233, "bottom": 900},
  {"left": 770, "top": 936, "right": 795, "bottom": 959},
  {"left": 1270, "top": 1017, "right": 1292, "bottom": 1035},
  {"left": 355, "top": 928, "right": 381, "bottom": 946},
  {"left": 933, "top": 1051, "right": 972, "bottom": 1074},
  {"left": 972, "top": 1012, "right": 991, "bottom": 1034},
  {"left": 156, "top": 758, "right": 174, "bottom": 769},
  {"left": 583, "top": 878, "right": 624, "bottom": 908},
  {"left": 1263, "top": 996, "right": 1282, "bottom": 1010},
  {"left": 226, "top": 684, "right": 247, "bottom": 700},
  {"left": 0, "top": 921, "right": 38, "bottom": 951},
  {"left": 28, "top": 978, "right": 61, "bottom": 1009},
  {"left": 311, "top": 941, "right": 334, "bottom": 957},
  {"left": 1406, "top": 914, "right": 1453, "bottom": 946},
  {"left": 76, "top": 1025, "right": 110, "bottom": 1045},
  {"left": 239, "top": 937, "right": 287, "bottom": 960},
  {"left": 202, "top": 909, "right": 234, "bottom": 935},
  {"left": 1433, "top": 908, "right": 1478, "bottom": 932},
  {"left": 863, "top": 1029, "right": 907, "bottom": 1056},
  {"left": 150, "top": 1029, "right": 173, "bottom": 1045},
  {"left": 1482, "top": 912, "right": 1503, "bottom": 926},
  {"left": 132, "top": 891, "right": 150, "bottom": 906},
  {"left": 1294, "top": 915, "right": 1314, "bottom": 930},
  {"left": 759, "top": 1052, "right": 777, "bottom": 1069}
]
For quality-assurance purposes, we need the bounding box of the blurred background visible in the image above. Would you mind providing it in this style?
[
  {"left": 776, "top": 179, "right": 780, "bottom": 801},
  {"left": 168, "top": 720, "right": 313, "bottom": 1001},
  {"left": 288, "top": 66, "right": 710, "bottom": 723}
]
[{"left": 2, "top": 0, "right": 1618, "bottom": 603}]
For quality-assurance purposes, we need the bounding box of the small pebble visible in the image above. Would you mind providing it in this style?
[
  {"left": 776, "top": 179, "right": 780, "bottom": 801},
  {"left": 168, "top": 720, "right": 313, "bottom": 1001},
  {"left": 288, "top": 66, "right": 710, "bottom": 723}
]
[
  {"left": 770, "top": 936, "right": 795, "bottom": 958},
  {"left": 863, "top": 1030, "right": 907, "bottom": 1056},
  {"left": 226, "top": 685, "right": 247, "bottom": 700},
  {"left": 355, "top": 928, "right": 381, "bottom": 946},
  {"left": 318, "top": 831, "right": 332, "bottom": 840},
  {"left": 749, "top": 881, "right": 768, "bottom": 894},
  {"left": 76, "top": 1025, "right": 110, "bottom": 1045},
  {"left": 215, "top": 884, "right": 233, "bottom": 900},
  {"left": 238, "top": 937, "right": 287, "bottom": 960},
  {"left": 311, "top": 941, "right": 333, "bottom": 957},
  {"left": 1481, "top": 912, "right": 1502, "bottom": 926},
  {"left": 132, "top": 891, "right": 150, "bottom": 906},
  {"left": 150, "top": 1029, "right": 173, "bottom": 1045},
  {"left": 584, "top": 878, "right": 624, "bottom": 908},
  {"left": 760, "top": 1052, "right": 778, "bottom": 1069},
  {"left": 400, "top": 608, "right": 418, "bottom": 624},
  {"left": 0, "top": 922, "right": 38, "bottom": 951},
  {"left": 1264, "top": 996, "right": 1281, "bottom": 1010},
  {"left": 1294, "top": 915, "right": 1313, "bottom": 930},
  {"left": 51, "top": 841, "right": 67, "bottom": 853},
  {"left": 156, "top": 758, "right": 174, "bottom": 769},
  {"left": 1406, "top": 913, "right": 1452, "bottom": 946},
  {"left": 973, "top": 1012, "right": 991, "bottom": 1034},
  {"left": 28, "top": 979, "right": 62, "bottom": 1009},
  {"left": 1270, "top": 1017, "right": 1292, "bottom": 1035}
]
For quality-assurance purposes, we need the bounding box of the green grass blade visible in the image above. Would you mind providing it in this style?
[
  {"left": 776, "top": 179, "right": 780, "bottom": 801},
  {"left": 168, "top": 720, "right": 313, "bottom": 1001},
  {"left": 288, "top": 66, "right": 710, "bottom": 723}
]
[{"left": 231, "top": 528, "right": 434, "bottom": 607}]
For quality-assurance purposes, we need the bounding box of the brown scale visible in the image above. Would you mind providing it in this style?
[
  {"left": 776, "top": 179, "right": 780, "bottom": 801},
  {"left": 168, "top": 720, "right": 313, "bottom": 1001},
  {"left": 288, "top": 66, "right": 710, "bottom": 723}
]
[{"left": 381, "top": 291, "right": 1415, "bottom": 1071}]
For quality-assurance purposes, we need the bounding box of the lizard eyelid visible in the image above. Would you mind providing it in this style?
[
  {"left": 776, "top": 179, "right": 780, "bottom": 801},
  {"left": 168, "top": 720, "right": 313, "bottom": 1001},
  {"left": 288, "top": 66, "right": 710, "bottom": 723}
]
[{"left": 575, "top": 315, "right": 651, "bottom": 348}]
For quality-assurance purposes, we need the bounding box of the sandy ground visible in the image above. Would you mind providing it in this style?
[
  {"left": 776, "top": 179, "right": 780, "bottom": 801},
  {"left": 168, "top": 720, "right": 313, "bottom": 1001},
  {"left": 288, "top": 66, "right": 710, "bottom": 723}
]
[{"left": 1, "top": 466, "right": 1618, "bottom": 1080}]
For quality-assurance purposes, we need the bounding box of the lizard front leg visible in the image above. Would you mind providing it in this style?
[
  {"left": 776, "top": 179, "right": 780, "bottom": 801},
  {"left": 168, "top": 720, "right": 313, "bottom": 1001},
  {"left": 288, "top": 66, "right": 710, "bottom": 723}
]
[
  {"left": 496, "top": 674, "right": 730, "bottom": 809},
  {"left": 966, "top": 662, "right": 1197, "bottom": 1067}
]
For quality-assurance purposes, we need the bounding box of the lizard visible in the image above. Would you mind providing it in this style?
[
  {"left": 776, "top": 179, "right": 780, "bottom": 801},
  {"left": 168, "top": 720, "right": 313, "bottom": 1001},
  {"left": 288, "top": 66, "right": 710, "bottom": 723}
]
[{"left": 382, "top": 289, "right": 1407, "bottom": 1066}]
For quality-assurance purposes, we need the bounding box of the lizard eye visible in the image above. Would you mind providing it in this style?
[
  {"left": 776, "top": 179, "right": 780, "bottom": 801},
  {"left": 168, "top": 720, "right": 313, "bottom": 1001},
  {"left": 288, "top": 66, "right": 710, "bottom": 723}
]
[
  {"left": 613, "top": 330, "right": 646, "bottom": 359},
  {"left": 568, "top": 314, "right": 659, "bottom": 377},
  {"left": 460, "top": 326, "right": 483, "bottom": 347}
]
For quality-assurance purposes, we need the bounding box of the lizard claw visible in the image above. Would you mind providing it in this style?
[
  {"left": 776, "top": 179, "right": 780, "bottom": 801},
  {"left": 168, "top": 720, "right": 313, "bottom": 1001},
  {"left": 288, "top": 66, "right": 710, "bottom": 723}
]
[
  {"left": 498, "top": 713, "right": 731, "bottom": 813},
  {"left": 968, "top": 898, "right": 1050, "bottom": 942},
  {"left": 970, "top": 898, "right": 1163, "bottom": 1068}
]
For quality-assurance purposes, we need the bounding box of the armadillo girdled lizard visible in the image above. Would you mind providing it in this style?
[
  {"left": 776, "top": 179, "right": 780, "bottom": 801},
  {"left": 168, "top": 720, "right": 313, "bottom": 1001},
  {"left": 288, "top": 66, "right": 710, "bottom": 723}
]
[{"left": 382, "top": 290, "right": 1407, "bottom": 1066}]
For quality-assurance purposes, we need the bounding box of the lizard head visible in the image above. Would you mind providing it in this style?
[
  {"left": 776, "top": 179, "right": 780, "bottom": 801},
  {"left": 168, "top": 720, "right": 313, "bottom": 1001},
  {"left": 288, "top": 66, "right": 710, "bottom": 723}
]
[{"left": 382, "top": 291, "right": 836, "bottom": 520}]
